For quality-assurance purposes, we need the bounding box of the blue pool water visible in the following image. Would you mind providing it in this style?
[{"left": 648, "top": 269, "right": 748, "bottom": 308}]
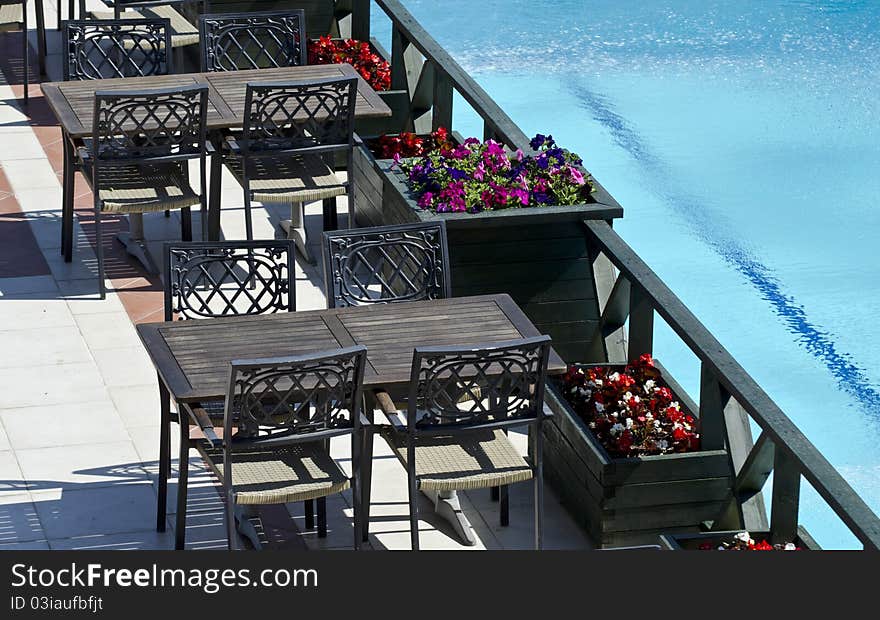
[{"left": 374, "top": 1, "right": 880, "bottom": 547}]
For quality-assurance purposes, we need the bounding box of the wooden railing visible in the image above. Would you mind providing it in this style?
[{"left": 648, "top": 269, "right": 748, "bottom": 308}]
[
  {"left": 340, "top": 0, "right": 880, "bottom": 549},
  {"left": 584, "top": 220, "right": 880, "bottom": 549}
]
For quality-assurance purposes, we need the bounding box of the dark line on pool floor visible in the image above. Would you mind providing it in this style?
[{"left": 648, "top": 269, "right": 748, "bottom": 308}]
[{"left": 570, "top": 82, "right": 880, "bottom": 414}]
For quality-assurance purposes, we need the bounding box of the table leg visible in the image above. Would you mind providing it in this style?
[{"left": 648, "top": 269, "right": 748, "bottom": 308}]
[
  {"left": 421, "top": 489, "right": 477, "bottom": 546},
  {"left": 62, "top": 135, "right": 74, "bottom": 262},
  {"left": 156, "top": 378, "right": 170, "bottom": 532},
  {"left": 35, "top": 0, "right": 46, "bottom": 77},
  {"left": 175, "top": 410, "right": 189, "bottom": 550},
  {"left": 208, "top": 140, "right": 222, "bottom": 241},
  {"left": 116, "top": 213, "right": 159, "bottom": 274}
]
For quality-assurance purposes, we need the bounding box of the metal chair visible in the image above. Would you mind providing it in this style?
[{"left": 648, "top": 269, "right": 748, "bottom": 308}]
[
  {"left": 0, "top": 0, "right": 47, "bottom": 103},
  {"left": 198, "top": 9, "right": 306, "bottom": 72},
  {"left": 62, "top": 18, "right": 173, "bottom": 80},
  {"left": 158, "top": 239, "right": 297, "bottom": 547},
  {"left": 183, "top": 346, "right": 368, "bottom": 550},
  {"left": 77, "top": 85, "right": 208, "bottom": 298},
  {"left": 86, "top": 0, "right": 202, "bottom": 70},
  {"left": 217, "top": 76, "right": 357, "bottom": 264},
  {"left": 374, "top": 336, "right": 553, "bottom": 550},
  {"left": 322, "top": 221, "right": 451, "bottom": 308},
  {"left": 322, "top": 221, "right": 451, "bottom": 543}
]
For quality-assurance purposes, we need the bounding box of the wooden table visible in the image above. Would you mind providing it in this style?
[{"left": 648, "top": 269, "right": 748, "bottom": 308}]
[
  {"left": 40, "top": 64, "right": 392, "bottom": 268},
  {"left": 137, "top": 294, "right": 566, "bottom": 549}
]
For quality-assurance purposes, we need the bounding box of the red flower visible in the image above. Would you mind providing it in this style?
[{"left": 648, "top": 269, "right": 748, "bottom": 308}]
[{"left": 308, "top": 37, "right": 391, "bottom": 91}]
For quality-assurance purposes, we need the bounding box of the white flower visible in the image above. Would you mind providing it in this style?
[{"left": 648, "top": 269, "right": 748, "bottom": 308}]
[
  {"left": 588, "top": 422, "right": 596, "bottom": 429},
  {"left": 595, "top": 402, "right": 605, "bottom": 413},
  {"left": 577, "top": 386, "right": 592, "bottom": 398},
  {"left": 671, "top": 401, "right": 680, "bottom": 410},
  {"left": 610, "top": 423, "right": 625, "bottom": 436},
  {"left": 608, "top": 372, "right": 620, "bottom": 382},
  {"left": 644, "top": 380, "right": 656, "bottom": 391},
  {"left": 645, "top": 412, "right": 653, "bottom": 421},
  {"left": 734, "top": 531, "right": 752, "bottom": 544},
  {"left": 657, "top": 440, "right": 668, "bottom": 450},
  {"left": 784, "top": 543, "right": 797, "bottom": 551},
  {"left": 654, "top": 420, "right": 661, "bottom": 429},
  {"left": 593, "top": 379, "right": 603, "bottom": 387},
  {"left": 632, "top": 395, "right": 640, "bottom": 403},
  {"left": 625, "top": 418, "right": 634, "bottom": 429},
  {"left": 610, "top": 411, "right": 618, "bottom": 419},
  {"left": 624, "top": 391, "right": 633, "bottom": 401}
]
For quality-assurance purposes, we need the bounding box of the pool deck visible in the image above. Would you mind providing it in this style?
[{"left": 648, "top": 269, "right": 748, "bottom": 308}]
[{"left": 0, "top": 11, "right": 591, "bottom": 551}]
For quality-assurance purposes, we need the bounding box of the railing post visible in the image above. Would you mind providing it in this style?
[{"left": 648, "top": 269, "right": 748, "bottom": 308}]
[
  {"left": 698, "top": 363, "right": 726, "bottom": 451},
  {"left": 627, "top": 284, "right": 653, "bottom": 361},
  {"left": 432, "top": 66, "right": 453, "bottom": 131},
  {"left": 350, "top": 0, "right": 371, "bottom": 41},
  {"left": 770, "top": 445, "right": 801, "bottom": 544},
  {"left": 390, "top": 26, "right": 408, "bottom": 92}
]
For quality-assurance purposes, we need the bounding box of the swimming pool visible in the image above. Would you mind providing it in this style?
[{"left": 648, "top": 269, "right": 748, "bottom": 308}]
[{"left": 373, "top": 0, "right": 880, "bottom": 547}]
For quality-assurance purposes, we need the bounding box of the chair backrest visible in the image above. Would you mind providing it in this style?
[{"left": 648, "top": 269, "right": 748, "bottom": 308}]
[
  {"left": 322, "top": 222, "right": 451, "bottom": 308},
  {"left": 223, "top": 346, "right": 367, "bottom": 443},
  {"left": 407, "top": 336, "right": 552, "bottom": 433},
  {"left": 241, "top": 76, "right": 357, "bottom": 155},
  {"left": 199, "top": 10, "right": 307, "bottom": 72},
  {"left": 92, "top": 84, "right": 208, "bottom": 164},
  {"left": 163, "top": 240, "right": 295, "bottom": 320},
  {"left": 63, "top": 18, "right": 173, "bottom": 81}
]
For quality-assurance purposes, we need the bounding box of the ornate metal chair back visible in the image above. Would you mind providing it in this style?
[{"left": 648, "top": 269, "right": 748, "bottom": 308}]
[
  {"left": 199, "top": 10, "right": 307, "bottom": 72},
  {"left": 322, "top": 222, "right": 451, "bottom": 308},
  {"left": 63, "top": 18, "right": 173, "bottom": 81}
]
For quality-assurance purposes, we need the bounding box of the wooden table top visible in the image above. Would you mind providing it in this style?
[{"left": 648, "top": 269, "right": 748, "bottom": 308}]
[
  {"left": 137, "top": 294, "right": 567, "bottom": 403},
  {"left": 40, "top": 64, "right": 392, "bottom": 139}
]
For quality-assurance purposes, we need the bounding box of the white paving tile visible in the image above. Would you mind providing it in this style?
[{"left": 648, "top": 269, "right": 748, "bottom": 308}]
[
  {"left": 0, "top": 424, "right": 8, "bottom": 451},
  {"left": 0, "top": 325, "right": 93, "bottom": 368},
  {"left": 32, "top": 483, "right": 157, "bottom": 539},
  {"left": 91, "top": 346, "right": 157, "bottom": 388},
  {"left": 0, "top": 494, "right": 45, "bottom": 544},
  {"left": 109, "top": 384, "right": 168, "bottom": 429},
  {"left": 74, "top": 312, "right": 142, "bottom": 350},
  {"left": 1, "top": 401, "right": 129, "bottom": 450},
  {"left": 0, "top": 451, "right": 27, "bottom": 497},
  {"left": 0, "top": 299, "right": 75, "bottom": 331},
  {"left": 0, "top": 361, "right": 108, "bottom": 409},
  {"left": 1, "top": 159, "right": 59, "bottom": 191},
  {"left": 0, "top": 275, "right": 59, "bottom": 297},
  {"left": 0, "top": 129, "right": 50, "bottom": 160},
  {"left": 15, "top": 440, "right": 148, "bottom": 491}
]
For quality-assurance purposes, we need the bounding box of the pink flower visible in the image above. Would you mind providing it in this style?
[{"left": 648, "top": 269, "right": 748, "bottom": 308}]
[
  {"left": 417, "top": 192, "right": 433, "bottom": 209},
  {"left": 567, "top": 165, "right": 586, "bottom": 185}
]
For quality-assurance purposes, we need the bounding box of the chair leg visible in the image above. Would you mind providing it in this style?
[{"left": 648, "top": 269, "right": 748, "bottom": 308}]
[
  {"left": 317, "top": 497, "right": 327, "bottom": 539},
  {"left": 243, "top": 189, "right": 254, "bottom": 242},
  {"left": 207, "top": 144, "right": 222, "bottom": 240},
  {"left": 181, "top": 207, "right": 192, "bottom": 242},
  {"left": 351, "top": 431, "right": 362, "bottom": 550},
  {"left": 156, "top": 378, "right": 171, "bottom": 532},
  {"left": 21, "top": 10, "right": 28, "bottom": 105},
  {"left": 35, "top": 2, "right": 46, "bottom": 77},
  {"left": 62, "top": 137, "right": 74, "bottom": 260},
  {"left": 94, "top": 206, "right": 105, "bottom": 299},
  {"left": 175, "top": 417, "right": 190, "bottom": 550},
  {"left": 303, "top": 499, "right": 314, "bottom": 530},
  {"left": 322, "top": 197, "right": 338, "bottom": 231},
  {"left": 225, "top": 492, "right": 238, "bottom": 551},
  {"left": 534, "top": 428, "right": 544, "bottom": 551},
  {"left": 360, "top": 393, "right": 375, "bottom": 542},
  {"left": 499, "top": 485, "right": 509, "bottom": 527},
  {"left": 407, "top": 441, "right": 419, "bottom": 551}
]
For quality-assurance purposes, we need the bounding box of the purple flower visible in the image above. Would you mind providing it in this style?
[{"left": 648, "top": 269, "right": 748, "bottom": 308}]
[
  {"left": 529, "top": 134, "right": 555, "bottom": 150},
  {"left": 417, "top": 192, "right": 434, "bottom": 209},
  {"left": 447, "top": 167, "right": 468, "bottom": 181}
]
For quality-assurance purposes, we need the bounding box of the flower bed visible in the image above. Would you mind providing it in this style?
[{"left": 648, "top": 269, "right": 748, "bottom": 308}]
[
  {"left": 659, "top": 528, "right": 820, "bottom": 550},
  {"left": 400, "top": 134, "right": 593, "bottom": 213},
  {"left": 561, "top": 354, "right": 700, "bottom": 458},
  {"left": 350, "top": 133, "right": 622, "bottom": 363},
  {"left": 308, "top": 35, "right": 391, "bottom": 91},
  {"left": 366, "top": 127, "right": 454, "bottom": 160},
  {"left": 542, "top": 359, "right": 734, "bottom": 548}
]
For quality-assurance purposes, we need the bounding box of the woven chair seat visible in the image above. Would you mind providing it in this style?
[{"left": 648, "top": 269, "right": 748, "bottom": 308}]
[
  {"left": 89, "top": 5, "right": 199, "bottom": 48},
  {"left": 200, "top": 441, "right": 350, "bottom": 505},
  {"left": 81, "top": 159, "right": 201, "bottom": 213},
  {"left": 0, "top": 4, "right": 22, "bottom": 27},
  {"left": 225, "top": 153, "right": 347, "bottom": 204},
  {"left": 382, "top": 427, "right": 533, "bottom": 493}
]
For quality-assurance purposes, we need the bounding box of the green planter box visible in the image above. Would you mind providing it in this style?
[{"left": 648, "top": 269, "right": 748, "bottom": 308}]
[
  {"left": 658, "top": 527, "right": 821, "bottom": 550},
  {"left": 541, "top": 363, "right": 735, "bottom": 548},
  {"left": 350, "top": 142, "right": 623, "bottom": 363}
]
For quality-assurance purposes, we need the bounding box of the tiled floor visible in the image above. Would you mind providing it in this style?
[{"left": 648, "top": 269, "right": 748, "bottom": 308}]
[{"left": 0, "top": 15, "right": 593, "bottom": 551}]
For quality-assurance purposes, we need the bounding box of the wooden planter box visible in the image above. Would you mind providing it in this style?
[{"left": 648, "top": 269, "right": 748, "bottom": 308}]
[
  {"left": 350, "top": 142, "right": 623, "bottom": 363},
  {"left": 541, "top": 364, "right": 734, "bottom": 548},
  {"left": 658, "top": 527, "right": 821, "bottom": 550}
]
